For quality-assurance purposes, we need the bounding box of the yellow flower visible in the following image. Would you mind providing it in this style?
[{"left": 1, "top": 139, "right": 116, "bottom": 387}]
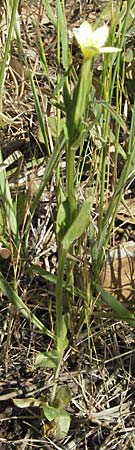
[{"left": 73, "top": 21, "right": 121, "bottom": 59}]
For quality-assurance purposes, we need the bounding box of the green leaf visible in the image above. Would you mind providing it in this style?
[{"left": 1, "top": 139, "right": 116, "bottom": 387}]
[
  {"left": 0, "top": 272, "right": 54, "bottom": 339},
  {"left": 30, "top": 74, "right": 50, "bottom": 154},
  {"left": 55, "top": 410, "right": 70, "bottom": 441},
  {"left": 38, "top": 35, "right": 49, "bottom": 80},
  {"left": 25, "top": 130, "right": 66, "bottom": 245},
  {"left": 13, "top": 397, "right": 41, "bottom": 408},
  {"left": 56, "top": 0, "right": 68, "bottom": 69},
  {"left": 42, "top": 404, "right": 71, "bottom": 441},
  {"left": 52, "top": 385, "right": 71, "bottom": 409},
  {"left": 0, "top": 206, "right": 4, "bottom": 237},
  {"left": 34, "top": 350, "right": 60, "bottom": 369},
  {"left": 14, "top": 397, "right": 71, "bottom": 441},
  {"left": 62, "top": 197, "right": 92, "bottom": 250},
  {"left": 96, "top": 284, "right": 135, "bottom": 327},
  {"left": 0, "top": 149, "right": 19, "bottom": 241},
  {"left": 56, "top": 199, "right": 70, "bottom": 240},
  {"left": 29, "top": 264, "right": 86, "bottom": 300},
  {"left": 41, "top": 404, "right": 59, "bottom": 421},
  {"left": 16, "top": 191, "right": 29, "bottom": 226},
  {"left": 42, "top": 0, "right": 57, "bottom": 28},
  {"left": 48, "top": 116, "right": 65, "bottom": 139},
  {"left": 98, "top": 101, "right": 126, "bottom": 131}
]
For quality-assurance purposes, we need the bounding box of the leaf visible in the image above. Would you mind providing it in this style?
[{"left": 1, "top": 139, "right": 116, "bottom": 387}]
[
  {"left": 41, "top": 404, "right": 59, "bottom": 421},
  {"left": 56, "top": 200, "right": 70, "bottom": 240},
  {"left": 56, "top": 0, "right": 68, "bottom": 69},
  {"left": 13, "top": 397, "right": 40, "bottom": 408},
  {"left": 52, "top": 385, "right": 71, "bottom": 409},
  {"left": 42, "top": 404, "right": 71, "bottom": 441},
  {"left": 29, "top": 265, "right": 86, "bottom": 300},
  {"left": 55, "top": 410, "right": 71, "bottom": 441},
  {"left": 30, "top": 74, "right": 50, "bottom": 153},
  {"left": 16, "top": 191, "right": 29, "bottom": 226},
  {"left": 62, "top": 197, "right": 92, "bottom": 250},
  {"left": 0, "top": 272, "right": 54, "bottom": 339},
  {"left": 14, "top": 397, "right": 71, "bottom": 441},
  {"left": 38, "top": 117, "right": 66, "bottom": 142},
  {"left": 25, "top": 130, "right": 66, "bottom": 243},
  {"left": 0, "top": 206, "right": 4, "bottom": 236},
  {"left": 0, "top": 148, "right": 19, "bottom": 241},
  {"left": 96, "top": 284, "right": 135, "bottom": 327},
  {"left": 34, "top": 350, "right": 60, "bottom": 369},
  {"left": 42, "top": 0, "right": 57, "bottom": 28},
  {"left": 98, "top": 101, "right": 126, "bottom": 131}
]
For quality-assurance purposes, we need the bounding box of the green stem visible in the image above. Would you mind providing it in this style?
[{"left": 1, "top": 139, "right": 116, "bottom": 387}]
[
  {"left": 52, "top": 57, "right": 93, "bottom": 403},
  {"left": 56, "top": 245, "right": 67, "bottom": 341},
  {"left": 66, "top": 144, "right": 76, "bottom": 225},
  {"left": 56, "top": 7, "right": 61, "bottom": 201},
  {"left": 52, "top": 245, "right": 67, "bottom": 404},
  {"left": 98, "top": 144, "right": 106, "bottom": 237},
  {"left": 50, "top": 356, "right": 62, "bottom": 405}
]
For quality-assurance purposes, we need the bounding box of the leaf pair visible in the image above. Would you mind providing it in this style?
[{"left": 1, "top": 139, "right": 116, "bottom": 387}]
[{"left": 14, "top": 384, "right": 71, "bottom": 441}]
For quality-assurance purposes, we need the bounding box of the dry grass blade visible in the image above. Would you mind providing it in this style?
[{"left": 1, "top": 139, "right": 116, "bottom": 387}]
[{"left": 90, "top": 401, "right": 132, "bottom": 424}]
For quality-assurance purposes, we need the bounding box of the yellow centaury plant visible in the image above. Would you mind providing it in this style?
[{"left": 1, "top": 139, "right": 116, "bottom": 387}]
[{"left": 73, "top": 21, "right": 121, "bottom": 59}]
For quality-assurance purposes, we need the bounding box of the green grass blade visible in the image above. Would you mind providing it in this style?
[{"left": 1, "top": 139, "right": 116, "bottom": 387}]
[
  {"left": 0, "top": 0, "right": 19, "bottom": 95},
  {"left": 98, "top": 101, "right": 126, "bottom": 131},
  {"left": 42, "top": 0, "right": 57, "bottom": 28},
  {"left": 96, "top": 284, "right": 135, "bottom": 327},
  {"left": 97, "top": 101, "right": 135, "bottom": 268},
  {"left": 30, "top": 73, "right": 50, "bottom": 155},
  {"left": 56, "top": 0, "right": 68, "bottom": 69},
  {"left": 0, "top": 149, "right": 19, "bottom": 241},
  {"left": 38, "top": 34, "right": 50, "bottom": 81},
  {"left": 0, "top": 272, "right": 54, "bottom": 339},
  {"left": 25, "top": 130, "right": 66, "bottom": 245},
  {"left": 29, "top": 264, "right": 87, "bottom": 300}
]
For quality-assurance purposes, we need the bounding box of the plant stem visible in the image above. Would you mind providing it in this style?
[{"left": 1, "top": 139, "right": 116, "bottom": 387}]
[
  {"left": 52, "top": 245, "right": 67, "bottom": 404},
  {"left": 56, "top": 245, "right": 67, "bottom": 341},
  {"left": 50, "top": 356, "right": 62, "bottom": 405},
  {"left": 66, "top": 144, "right": 76, "bottom": 225},
  {"left": 53, "top": 57, "right": 93, "bottom": 402}
]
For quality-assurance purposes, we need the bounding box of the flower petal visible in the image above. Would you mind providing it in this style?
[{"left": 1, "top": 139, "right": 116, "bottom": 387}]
[
  {"left": 73, "top": 21, "right": 93, "bottom": 48},
  {"left": 100, "top": 46, "right": 122, "bottom": 53},
  {"left": 93, "top": 25, "right": 109, "bottom": 49},
  {"left": 93, "top": 25, "right": 109, "bottom": 48}
]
